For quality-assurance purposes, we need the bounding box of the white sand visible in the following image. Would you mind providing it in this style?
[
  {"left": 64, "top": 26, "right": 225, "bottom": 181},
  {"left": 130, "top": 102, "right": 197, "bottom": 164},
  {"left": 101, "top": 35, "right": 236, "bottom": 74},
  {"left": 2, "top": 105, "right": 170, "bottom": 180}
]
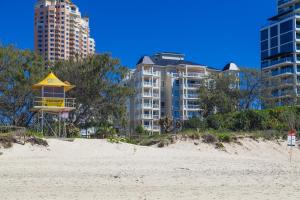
[{"left": 0, "top": 138, "right": 300, "bottom": 200}]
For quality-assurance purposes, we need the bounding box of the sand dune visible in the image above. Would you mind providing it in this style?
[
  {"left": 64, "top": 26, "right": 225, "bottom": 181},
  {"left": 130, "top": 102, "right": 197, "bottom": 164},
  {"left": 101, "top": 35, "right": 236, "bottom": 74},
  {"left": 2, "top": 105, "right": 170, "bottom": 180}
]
[{"left": 0, "top": 138, "right": 300, "bottom": 200}]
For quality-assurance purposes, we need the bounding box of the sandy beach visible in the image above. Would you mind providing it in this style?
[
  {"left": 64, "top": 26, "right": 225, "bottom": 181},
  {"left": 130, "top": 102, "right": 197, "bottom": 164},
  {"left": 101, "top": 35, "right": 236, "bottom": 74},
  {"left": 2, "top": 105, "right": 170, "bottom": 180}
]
[{"left": 1, "top": 138, "right": 300, "bottom": 200}]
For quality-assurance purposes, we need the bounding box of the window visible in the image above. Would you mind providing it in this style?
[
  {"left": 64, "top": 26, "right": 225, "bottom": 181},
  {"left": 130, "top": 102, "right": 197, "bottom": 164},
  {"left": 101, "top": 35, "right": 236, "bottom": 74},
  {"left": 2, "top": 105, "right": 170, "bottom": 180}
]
[
  {"left": 261, "top": 40, "right": 268, "bottom": 51},
  {"left": 281, "top": 65, "right": 294, "bottom": 74},
  {"left": 280, "top": 42, "right": 293, "bottom": 53},
  {"left": 261, "top": 50, "right": 269, "bottom": 59},
  {"left": 271, "top": 37, "right": 278, "bottom": 48},
  {"left": 270, "top": 48, "right": 278, "bottom": 56},
  {"left": 280, "top": 31, "right": 294, "bottom": 44},
  {"left": 280, "top": 20, "right": 293, "bottom": 34},
  {"left": 272, "top": 69, "right": 279, "bottom": 76},
  {"left": 270, "top": 25, "right": 278, "bottom": 38},
  {"left": 43, "top": 87, "right": 64, "bottom": 98}
]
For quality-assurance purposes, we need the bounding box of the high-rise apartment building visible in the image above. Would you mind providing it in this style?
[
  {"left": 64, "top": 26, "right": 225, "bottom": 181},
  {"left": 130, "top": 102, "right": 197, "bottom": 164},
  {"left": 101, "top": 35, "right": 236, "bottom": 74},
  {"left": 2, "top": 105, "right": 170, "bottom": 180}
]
[
  {"left": 260, "top": 0, "right": 300, "bottom": 106},
  {"left": 34, "top": 0, "right": 95, "bottom": 61},
  {"left": 124, "top": 52, "right": 239, "bottom": 134}
]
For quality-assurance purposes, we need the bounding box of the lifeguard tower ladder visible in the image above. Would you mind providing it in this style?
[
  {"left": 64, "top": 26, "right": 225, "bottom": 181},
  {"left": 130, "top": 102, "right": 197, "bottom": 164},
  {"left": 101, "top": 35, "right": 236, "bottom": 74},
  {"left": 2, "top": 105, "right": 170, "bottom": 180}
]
[{"left": 32, "top": 72, "right": 76, "bottom": 137}]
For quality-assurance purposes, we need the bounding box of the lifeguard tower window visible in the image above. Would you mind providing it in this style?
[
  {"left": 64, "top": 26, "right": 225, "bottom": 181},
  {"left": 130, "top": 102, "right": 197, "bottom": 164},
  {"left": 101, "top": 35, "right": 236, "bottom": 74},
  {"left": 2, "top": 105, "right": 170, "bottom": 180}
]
[{"left": 43, "top": 87, "right": 64, "bottom": 98}]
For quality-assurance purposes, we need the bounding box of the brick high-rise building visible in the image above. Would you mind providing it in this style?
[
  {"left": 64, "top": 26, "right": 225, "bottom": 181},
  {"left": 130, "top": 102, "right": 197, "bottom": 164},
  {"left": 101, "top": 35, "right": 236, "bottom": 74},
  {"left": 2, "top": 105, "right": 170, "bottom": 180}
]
[{"left": 34, "top": 0, "right": 96, "bottom": 61}]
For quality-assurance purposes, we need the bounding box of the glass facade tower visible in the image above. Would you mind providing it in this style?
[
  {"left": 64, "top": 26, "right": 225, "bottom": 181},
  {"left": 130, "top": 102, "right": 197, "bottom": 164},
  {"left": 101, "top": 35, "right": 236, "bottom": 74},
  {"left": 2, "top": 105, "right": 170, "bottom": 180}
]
[{"left": 261, "top": 0, "right": 300, "bottom": 105}]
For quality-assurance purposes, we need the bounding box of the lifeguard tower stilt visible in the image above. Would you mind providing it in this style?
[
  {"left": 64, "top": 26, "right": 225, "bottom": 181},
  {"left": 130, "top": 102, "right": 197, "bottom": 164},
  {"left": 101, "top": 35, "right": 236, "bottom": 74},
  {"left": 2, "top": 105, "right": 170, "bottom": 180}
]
[{"left": 32, "top": 72, "right": 76, "bottom": 137}]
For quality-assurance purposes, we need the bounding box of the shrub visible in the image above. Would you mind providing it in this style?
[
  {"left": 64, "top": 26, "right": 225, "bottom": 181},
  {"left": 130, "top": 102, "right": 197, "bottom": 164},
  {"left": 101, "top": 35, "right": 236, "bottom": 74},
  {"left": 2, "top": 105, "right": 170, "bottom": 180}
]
[
  {"left": 157, "top": 139, "right": 170, "bottom": 148},
  {"left": 217, "top": 132, "right": 232, "bottom": 143},
  {"left": 139, "top": 138, "right": 160, "bottom": 146},
  {"left": 26, "top": 137, "right": 48, "bottom": 146},
  {"left": 215, "top": 142, "right": 225, "bottom": 150},
  {"left": 183, "top": 118, "right": 207, "bottom": 130},
  {"left": 0, "top": 134, "right": 17, "bottom": 148},
  {"left": 135, "top": 125, "right": 150, "bottom": 135},
  {"left": 183, "top": 131, "right": 201, "bottom": 140},
  {"left": 26, "top": 130, "right": 44, "bottom": 138},
  {"left": 230, "top": 110, "right": 266, "bottom": 131},
  {"left": 202, "top": 134, "right": 217, "bottom": 144},
  {"left": 66, "top": 123, "right": 80, "bottom": 138},
  {"left": 206, "top": 115, "right": 223, "bottom": 130}
]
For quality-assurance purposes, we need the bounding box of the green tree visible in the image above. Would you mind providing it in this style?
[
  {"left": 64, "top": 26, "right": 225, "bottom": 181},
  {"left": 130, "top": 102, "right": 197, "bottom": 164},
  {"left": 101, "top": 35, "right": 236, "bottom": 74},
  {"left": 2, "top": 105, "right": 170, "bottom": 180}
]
[
  {"left": 198, "top": 73, "right": 240, "bottom": 117},
  {"left": 0, "top": 45, "right": 46, "bottom": 126},
  {"left": 54, "top": 54, "right": 133, "bottom": 130}
]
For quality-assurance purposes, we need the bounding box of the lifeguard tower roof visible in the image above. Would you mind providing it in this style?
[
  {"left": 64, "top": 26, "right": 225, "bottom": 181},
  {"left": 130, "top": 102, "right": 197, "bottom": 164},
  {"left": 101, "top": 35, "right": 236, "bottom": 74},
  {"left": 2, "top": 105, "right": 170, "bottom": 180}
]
[{"left": 32, "top": 72, "right": 75, "bottom": 92}]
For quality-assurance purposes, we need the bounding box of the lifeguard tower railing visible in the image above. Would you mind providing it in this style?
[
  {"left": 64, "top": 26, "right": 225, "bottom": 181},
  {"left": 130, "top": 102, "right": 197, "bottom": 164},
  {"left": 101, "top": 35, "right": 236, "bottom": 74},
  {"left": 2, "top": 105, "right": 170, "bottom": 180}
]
[{"left": 33, "top": 97, "right": 76, "bottom": 111}]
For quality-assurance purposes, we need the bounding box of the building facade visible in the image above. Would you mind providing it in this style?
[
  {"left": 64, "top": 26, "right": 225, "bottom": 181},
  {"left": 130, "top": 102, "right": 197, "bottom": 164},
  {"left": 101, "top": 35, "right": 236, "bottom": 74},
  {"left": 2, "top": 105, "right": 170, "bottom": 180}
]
[
  {"left": 125, "top": 52, "right": 239, "bottom": 134},
  {"left": 260, "top": 0, "right": 300, "bottom": 106},
  {"left": 34, "top": 0, "right": 96, "bottom": 62}
]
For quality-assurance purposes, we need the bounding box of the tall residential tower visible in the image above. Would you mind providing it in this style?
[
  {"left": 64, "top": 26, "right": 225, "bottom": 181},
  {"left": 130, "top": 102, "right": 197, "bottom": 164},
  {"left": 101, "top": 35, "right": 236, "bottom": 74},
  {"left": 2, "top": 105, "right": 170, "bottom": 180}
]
[
  {"left": 261, "top": 0, "right": 300, "bottom": 106},
  {"left": 34, "top": 0, "right": 95, "bottom": 61}
]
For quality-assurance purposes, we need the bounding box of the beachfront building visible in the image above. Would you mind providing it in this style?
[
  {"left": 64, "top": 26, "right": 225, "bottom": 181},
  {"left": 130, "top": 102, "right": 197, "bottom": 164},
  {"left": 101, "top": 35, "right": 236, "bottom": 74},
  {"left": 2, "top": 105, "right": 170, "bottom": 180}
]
[
  {"left": 125, "top": 52, "right": 239, "bottom": 135},
  {"left": 260, "top": 0, "right": 300, "bottom": 106},
  {"left": 34, "top": 0, "right": 96, "bottom": 62}
]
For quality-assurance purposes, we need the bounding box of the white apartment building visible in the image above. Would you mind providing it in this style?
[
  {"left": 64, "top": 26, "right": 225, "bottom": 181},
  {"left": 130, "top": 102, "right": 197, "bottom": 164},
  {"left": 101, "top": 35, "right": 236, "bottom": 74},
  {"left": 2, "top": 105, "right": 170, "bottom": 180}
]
[{"left": 125, "top": 52, "right": 239, "bottom": 135}]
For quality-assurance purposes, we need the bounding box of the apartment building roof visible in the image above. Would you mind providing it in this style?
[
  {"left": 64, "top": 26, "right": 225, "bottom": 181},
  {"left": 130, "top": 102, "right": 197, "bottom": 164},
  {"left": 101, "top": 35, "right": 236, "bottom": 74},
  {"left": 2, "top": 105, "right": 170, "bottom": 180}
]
[
  {"left": 137, "top": 56, "right": 154, "bottom": 65},
  {"left": 137, "top": 55, "right": 202, "bottom": 66},
  {"left": 136, "top": 53, "right": 237, "bottom": 72},
  {"left": 223, "top": 62, "right": 240, "bottom": 71}
]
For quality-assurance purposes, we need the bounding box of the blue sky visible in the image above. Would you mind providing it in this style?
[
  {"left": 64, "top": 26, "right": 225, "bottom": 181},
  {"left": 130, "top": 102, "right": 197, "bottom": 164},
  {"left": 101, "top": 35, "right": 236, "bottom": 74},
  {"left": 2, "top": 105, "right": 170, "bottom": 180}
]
[{"left": 0, "top": 0, "right": 276, "bottom": 69}]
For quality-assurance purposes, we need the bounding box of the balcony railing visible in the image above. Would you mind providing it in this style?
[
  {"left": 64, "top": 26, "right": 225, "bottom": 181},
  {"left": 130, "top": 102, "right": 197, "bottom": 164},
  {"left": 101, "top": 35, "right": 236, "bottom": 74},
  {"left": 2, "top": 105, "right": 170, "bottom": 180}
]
[
  {"left": 153, "top": 104, "right": 160, "bottom": 109},
  {"left": 278, "top": 0, "right": 293, "bottom": 6},
  {"left": 143, "top": 103, "right": 152, "bottom": 108},
  {"left": 142, "top": 71, "right": 160, "bottom": 76},
  {"left": 153, "top": 93, "right": 160, "bottom": 98},
  {"left": 185, "top": 105, "right": 200, "bottom": 109},
  {"left": 185, "top": 94, "right": 199, "bottom": 98},
  {"left": 143, "top": 114, "right": 152, "bottom": 119},
  {"left": 184, "top": 73, "right": 204, "bottom": 78},
  {"left": 185, "top": 83, "right": 200, "bottom": 88},
  {"left": 143, "top": 82, "right": 152, "bottom": 87},
  {"left": 153, "top": 115, "right": 160, "bottom": 120},
  {"left": 143, "top": 93, "right": 152, "bottom": 97},
  {"left": 153, "top": 125, "right": 160, "bottom": 131},
  {"left": 144, "top": 125, "right": 152, "bottom": 130}
]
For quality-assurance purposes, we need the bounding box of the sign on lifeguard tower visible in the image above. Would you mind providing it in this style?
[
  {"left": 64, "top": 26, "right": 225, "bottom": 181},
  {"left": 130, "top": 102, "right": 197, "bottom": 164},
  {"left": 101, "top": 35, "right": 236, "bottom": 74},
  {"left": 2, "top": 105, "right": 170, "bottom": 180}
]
[{"left": 32, "top": 72, "right": 76, "bottom": 136}]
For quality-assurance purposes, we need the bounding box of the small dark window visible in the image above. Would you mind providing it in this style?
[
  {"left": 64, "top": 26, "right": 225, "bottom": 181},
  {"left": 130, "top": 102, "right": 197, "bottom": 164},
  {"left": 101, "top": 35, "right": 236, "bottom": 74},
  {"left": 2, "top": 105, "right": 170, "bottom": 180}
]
[
  {"left": 261, "top": 29, "right": 268, "bottom": 41},
  {"left": 280, "top": 20, "right": 293, "bottom": 34}
]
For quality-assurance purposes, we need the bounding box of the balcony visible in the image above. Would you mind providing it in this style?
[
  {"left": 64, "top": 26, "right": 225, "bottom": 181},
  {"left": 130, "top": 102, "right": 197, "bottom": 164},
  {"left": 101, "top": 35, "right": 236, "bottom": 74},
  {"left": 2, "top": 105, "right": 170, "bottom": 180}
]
[
  {"left": 143, "top": 92, "right": 152, "bottom": 97},
  {"left": 262, "top": 57, "right": 294, "bottom": 69},
  {"left": 144, "top": 125, "right": 152, "bottom": 130},
  {"left": 143, "top": 103, "right": 152, "bottom": 108},
  {"left": 184, "top": 105, "right": 200, "bottom": 110},
  {"left": 153, "top": 83, "right": 159, "bottom": 88},
  {"left": 143, "top": 82, "right": 152, "bottom": 87},
  {"left": 272, "top": 71, "right": 294, "bottom": 77},
  {"left": 153, "top": 115, "right": 160, "bottom": 120},
  {"left": 153, "top": 93, "right": 160, "bottom": 98},
  {"left": 153, "top": 104, "right": 160, "bottom": 109},
  {"left": 184, "top": 83, "right": 200, "bottom": 88},
  {"left": 143, "top": 114, "right": 152, "bottom": 119},
  {"left": 183, "top": 73, "right": 204, "bottom": 78},
  {"left": 184, "top": 94, "right": 199, "bottom": 99},
  {"left": 153, "top": 125, "right": 160, "bottom": 131},
  {"left": 142, "top": 70, "right": 160, "bottom": 76},
  {"left": 278, "top": 0, "right": 293, "bottom": 7}
]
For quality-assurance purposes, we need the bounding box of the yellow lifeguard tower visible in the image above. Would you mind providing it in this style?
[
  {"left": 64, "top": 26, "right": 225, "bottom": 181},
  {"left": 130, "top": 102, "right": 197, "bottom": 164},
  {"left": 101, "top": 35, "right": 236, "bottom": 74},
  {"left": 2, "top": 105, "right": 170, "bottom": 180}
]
[{"left": 32, "top": 72, "right": 76, "bottom": 137}]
